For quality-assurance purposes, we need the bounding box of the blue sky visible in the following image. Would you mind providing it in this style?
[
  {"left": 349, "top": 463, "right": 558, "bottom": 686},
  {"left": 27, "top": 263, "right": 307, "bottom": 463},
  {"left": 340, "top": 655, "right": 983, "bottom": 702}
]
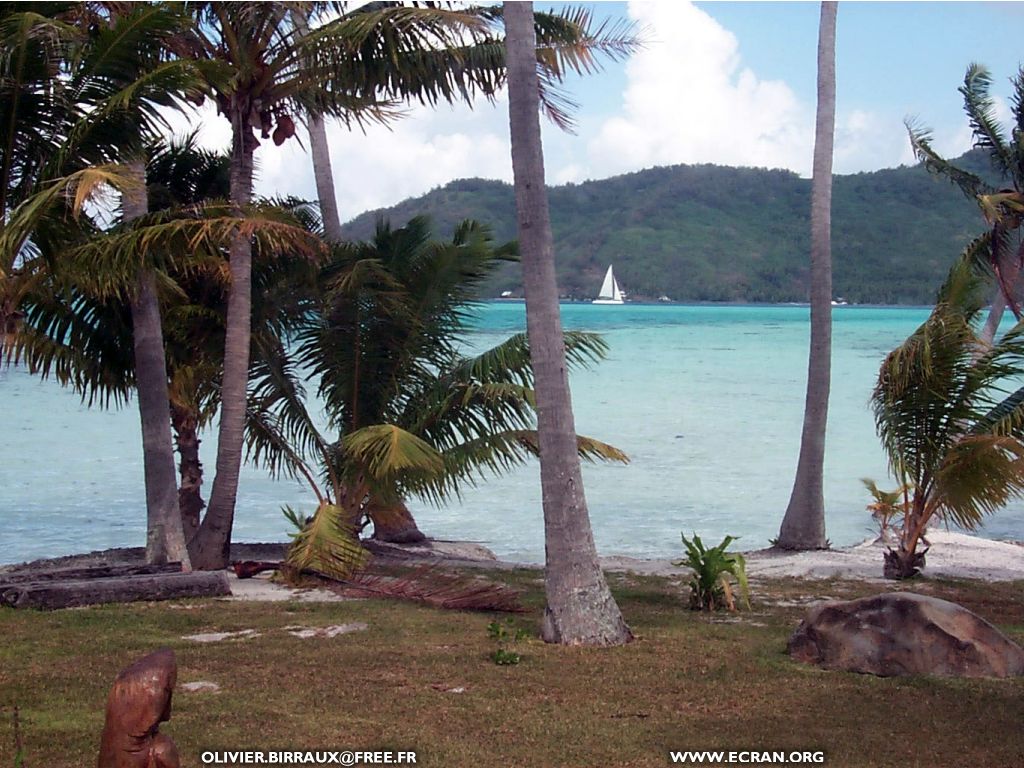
[{"left": 184, "top": 2, "right": 1024, "bottom": 221}]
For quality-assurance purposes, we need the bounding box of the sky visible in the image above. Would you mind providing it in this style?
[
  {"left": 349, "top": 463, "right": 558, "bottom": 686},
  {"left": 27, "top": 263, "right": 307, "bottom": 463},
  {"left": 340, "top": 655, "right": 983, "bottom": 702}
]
[{"left": 178, "top": 1, "right": 1024, "bottom": 223}]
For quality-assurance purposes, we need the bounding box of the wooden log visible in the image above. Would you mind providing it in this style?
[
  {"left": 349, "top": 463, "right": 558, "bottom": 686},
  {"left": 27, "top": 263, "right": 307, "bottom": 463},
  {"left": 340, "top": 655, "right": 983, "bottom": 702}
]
[
  {"left": 1, "top": 572, "right": 230, "bottom": 610},
  {"left": 0, "top": 563, "right": 182, "bottom": 588}
]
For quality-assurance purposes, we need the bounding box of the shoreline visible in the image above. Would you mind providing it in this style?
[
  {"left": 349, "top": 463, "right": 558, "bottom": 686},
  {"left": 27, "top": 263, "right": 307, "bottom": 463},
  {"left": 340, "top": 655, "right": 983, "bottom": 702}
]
[{"left": 3, "top": 529, "right": 1022, "bottom": 583}]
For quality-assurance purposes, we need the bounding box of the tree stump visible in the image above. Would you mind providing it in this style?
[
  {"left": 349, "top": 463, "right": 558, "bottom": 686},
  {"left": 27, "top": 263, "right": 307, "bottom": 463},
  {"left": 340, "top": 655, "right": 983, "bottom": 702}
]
[{"left": 97, "top": 648, "right": 180, "bottom": 768}]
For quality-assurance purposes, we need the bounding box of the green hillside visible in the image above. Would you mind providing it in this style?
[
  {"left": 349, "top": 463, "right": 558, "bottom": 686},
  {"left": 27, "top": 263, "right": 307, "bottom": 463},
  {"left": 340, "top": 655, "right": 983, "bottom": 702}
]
[{"left": 341, "top": 152, "right": 994, "bottom": 304}]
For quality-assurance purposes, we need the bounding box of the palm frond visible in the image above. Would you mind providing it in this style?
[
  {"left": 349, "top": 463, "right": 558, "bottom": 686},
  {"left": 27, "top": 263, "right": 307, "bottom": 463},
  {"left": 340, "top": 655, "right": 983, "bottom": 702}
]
[
  {"left": 934, "top": 434, "right": 1024, "bottom": 529},
  {"left": 343, "top": 423, "right": 446, "bottom": 484},
  {"left": 512, "top": 431, "right": 630, "bottom": 465},
  {"left": 54, "top": 203, "right": 325, "bottom": 296},
  {"left": 1, "top": 164, "right": 135, "bottom": 272},
  {"left": 959, "top": 63, "right": 1015, "bottom": 178},
  {"left": 284, "top": 502, "right": 370, "bottom": 581},
  {"left": 904, "top": 117, "right": 991, "bottom": 199},
  {"left": 245, "top": 334, "right": 332, "bottom": 498},
  {"left": 333, "top": 561, "right": 525, "bottom": 613}
]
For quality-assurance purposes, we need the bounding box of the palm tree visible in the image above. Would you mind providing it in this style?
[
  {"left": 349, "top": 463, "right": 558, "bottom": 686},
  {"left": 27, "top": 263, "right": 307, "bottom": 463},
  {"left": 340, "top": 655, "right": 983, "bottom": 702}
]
[
  {"left": 1, "top": 2, "right": 212, "bottom": 565},
  {"left": 297, "top": 3, "right": 641, "bottom": 242},
  {"left": 907, "top": 64, "right": 1024, "bottom": 346},
  {"left": 872, "top": 257, "right": 1024, "bottom": 579},
  {"left": 776, "top": 1, "right": 837, "bottom": 551},
  {"left": 179, "top": 1, "right": 545, "bottom": 569},
  {"left": 245, "top": 216, "right": 626, "bottom": 543},
  {"left": 503, "top": 1, "right": 631, "bottom": 646},
  {"left": 13, "top": 137, "right": 318, "bottom": 544}
]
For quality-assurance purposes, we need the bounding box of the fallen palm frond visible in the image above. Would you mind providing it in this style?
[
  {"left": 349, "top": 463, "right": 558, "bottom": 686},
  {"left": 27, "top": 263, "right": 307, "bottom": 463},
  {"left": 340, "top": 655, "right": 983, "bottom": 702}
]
[
  {"left": 327, "top": 561, "right": 525, "bottom": 613},
  {"left": 283, "top": 503, "right": 370, "bottom": 583}
]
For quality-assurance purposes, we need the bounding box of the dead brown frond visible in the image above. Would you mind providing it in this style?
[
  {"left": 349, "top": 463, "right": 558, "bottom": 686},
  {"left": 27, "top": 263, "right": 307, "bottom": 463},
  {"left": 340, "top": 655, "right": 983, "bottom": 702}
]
[{"left": 328, "top": 561, "right": 525, "bottom": 613}]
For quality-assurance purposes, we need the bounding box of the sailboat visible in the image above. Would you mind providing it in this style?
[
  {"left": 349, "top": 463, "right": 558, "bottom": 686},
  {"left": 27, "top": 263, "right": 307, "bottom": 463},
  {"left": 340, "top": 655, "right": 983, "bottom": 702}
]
[{"left": 592, "top": 265, "right": 625, "bottom": 305}]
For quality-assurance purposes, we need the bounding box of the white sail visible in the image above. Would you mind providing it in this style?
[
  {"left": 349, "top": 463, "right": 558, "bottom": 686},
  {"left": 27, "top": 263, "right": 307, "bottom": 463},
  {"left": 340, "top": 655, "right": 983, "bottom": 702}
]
[{"left": 593, "top": 265, "right": 625, "bottom": 304}]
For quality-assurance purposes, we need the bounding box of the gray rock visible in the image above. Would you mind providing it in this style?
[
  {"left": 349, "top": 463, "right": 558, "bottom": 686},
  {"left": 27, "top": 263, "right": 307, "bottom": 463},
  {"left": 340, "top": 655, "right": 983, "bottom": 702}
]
[{"left": 788, "top": 592, "right": 1024, "bottom": 678}]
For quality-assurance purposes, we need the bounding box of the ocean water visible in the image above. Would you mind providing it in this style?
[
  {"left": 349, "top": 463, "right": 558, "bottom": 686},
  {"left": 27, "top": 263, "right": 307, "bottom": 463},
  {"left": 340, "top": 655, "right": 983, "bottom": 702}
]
[{"left": 3, "top": 303, "right": 1023, "bottom": 565}]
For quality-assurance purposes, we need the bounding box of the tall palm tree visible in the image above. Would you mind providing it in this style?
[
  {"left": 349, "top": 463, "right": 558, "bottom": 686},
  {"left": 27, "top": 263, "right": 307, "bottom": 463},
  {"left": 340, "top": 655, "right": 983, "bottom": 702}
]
[
  {"left": 503, "top": 1, "right": 631, "bottom": 646},
  {"left": 1, "top": 2, "right": 212, "bottom": 564},
  {"left": 99, "top": 3, "right": 212, "bottom": 567},
  {"left": 776, "top": 1, "right": 837, "bottom": 551},
  {"left": 907, "top": 64, "right": 1024, "bottom": 346},
  {"left": 872, "top": 258, "right": 1024, "bottom": 579},
  {"left": 180, "top": 1, "right": 547, "bottom": 569},
  {"left": 13, "top": 137, "right": 319, "bottom": 545}
]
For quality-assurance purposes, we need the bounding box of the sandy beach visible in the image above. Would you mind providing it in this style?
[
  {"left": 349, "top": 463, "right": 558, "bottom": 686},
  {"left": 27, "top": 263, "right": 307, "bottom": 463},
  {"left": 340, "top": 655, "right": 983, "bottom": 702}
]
[
  {"left": 598, "top": 530, "right": 1024, "bottom": 582},
  {"left": 4, "top": 530, "right": 1022, "bottom": 601}
]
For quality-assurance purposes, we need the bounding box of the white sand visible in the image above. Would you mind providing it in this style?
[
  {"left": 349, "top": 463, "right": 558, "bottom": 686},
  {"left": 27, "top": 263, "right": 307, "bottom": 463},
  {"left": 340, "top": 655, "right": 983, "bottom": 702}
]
[
  {"left": 595, "top": 530, "right": 1024, "bottom": 582},
  {"left": 222, "top": 571, "right": 350, "bottom": 602}
]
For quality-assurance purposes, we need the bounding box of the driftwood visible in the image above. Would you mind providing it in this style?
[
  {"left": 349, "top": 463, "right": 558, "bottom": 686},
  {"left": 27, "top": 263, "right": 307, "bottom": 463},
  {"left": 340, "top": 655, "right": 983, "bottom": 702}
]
[
  {"left": 1, "top": 571, "right": 230, "bottom": 610},
  {"left": 98, "top": 648, "right": 180, "bottom": 768},
  {"left": 0, "top": 563, "right": 182, "bottom": 588}
]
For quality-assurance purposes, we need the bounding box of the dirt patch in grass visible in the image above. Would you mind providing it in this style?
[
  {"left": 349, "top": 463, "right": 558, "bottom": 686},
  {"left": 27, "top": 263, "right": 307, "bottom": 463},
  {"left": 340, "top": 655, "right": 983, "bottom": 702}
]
[{"left": 1, "top": 575, "right": 1022, "bottom": 767}]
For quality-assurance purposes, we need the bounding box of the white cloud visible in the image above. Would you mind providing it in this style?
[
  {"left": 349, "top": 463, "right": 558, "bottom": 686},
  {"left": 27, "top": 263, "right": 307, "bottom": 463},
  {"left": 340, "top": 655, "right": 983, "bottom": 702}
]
[
  {"left": 588, "top": 1, "right": 813, "bottom": 176},
  {"left": 261, "top": 100, "right": 513, "bottom": 221}
]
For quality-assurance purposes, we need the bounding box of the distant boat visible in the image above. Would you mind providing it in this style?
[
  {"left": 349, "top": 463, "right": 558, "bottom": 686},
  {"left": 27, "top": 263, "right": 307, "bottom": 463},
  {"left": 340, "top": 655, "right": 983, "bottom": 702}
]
[
  {"left": 500, "top": 290, "right": 513, "bottom": 298},
  {"left": 831, "top": 297, "right": 849, "bottom": 306},
  {"left": 592, "top": 265, "right": 625, "bottom": 305}
]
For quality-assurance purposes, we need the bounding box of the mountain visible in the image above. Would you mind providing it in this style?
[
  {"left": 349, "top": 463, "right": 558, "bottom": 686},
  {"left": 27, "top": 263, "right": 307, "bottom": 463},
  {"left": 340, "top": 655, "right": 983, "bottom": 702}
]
[{"left": 341, "top": 152, "right": 995, "bottom": 305}]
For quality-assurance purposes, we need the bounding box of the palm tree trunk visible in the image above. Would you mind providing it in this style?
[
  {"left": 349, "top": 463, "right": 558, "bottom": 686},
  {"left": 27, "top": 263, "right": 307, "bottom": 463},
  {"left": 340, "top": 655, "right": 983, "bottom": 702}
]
[
  {"left": 367, "top": 498, "right": 426, "bottom": 544},
  {"left": 504, "top": 1, "right": 631, "bottom": 646},
  {"left": 979, "top": 285, "right": 1007, "bottom": 349},
  {"left": 190, "top": 128, "right": 255, "bottom": 570},
  {"left": 980, "top": 242, "right": 1023, "bottom": 347},
  {"left": 291, "top": 9, "right": 344, "bottom": 243},
  {"left": 170, "top": 401, "right": 204, "bottom": 543},
  {"left": 307, "top": 114, "right": 344, "bottom": 243},
  {"left": 124, "top": 160, "right": 191, "bottom": 569},
  {"left": 776, "top": 2, "right": 837, "bottom": 551}
]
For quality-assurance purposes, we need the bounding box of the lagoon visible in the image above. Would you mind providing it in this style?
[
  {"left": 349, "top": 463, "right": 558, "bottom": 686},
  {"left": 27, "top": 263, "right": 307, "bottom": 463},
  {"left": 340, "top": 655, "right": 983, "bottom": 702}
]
[{"left": 3, "top": 302, "right": 1023, "bottom": 565}]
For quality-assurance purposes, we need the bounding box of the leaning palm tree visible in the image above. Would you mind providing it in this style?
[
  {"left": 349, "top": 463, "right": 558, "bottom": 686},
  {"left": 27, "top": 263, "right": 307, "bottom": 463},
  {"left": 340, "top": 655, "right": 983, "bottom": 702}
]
[
  {"left": 907, "top": 64, "right": 1024, "bottom": 345},
  {"left": 245, "top": 216, "right": 627, "bottom": 546},
  {"left": 503, "top": 1, "right": 631, "bottom": 646},
  {"left": 872, "top": 257, "right": 1024, "bottom": 579},
  {"left": 776, "top": 1, "right": 837, "bottom": 551}
]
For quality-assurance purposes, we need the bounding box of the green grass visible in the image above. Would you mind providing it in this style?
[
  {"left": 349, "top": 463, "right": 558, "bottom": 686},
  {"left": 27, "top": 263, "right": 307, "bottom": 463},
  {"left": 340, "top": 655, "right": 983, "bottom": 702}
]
[{"left": 1, "top": 572, "right": 1022, "bottom": 767}]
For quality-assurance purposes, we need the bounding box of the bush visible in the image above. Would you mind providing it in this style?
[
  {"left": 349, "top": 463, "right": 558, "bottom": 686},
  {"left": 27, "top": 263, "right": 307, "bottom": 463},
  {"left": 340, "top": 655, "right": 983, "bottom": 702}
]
[{"left": 674, "top": 533, "right": 750, "bottom": 611}]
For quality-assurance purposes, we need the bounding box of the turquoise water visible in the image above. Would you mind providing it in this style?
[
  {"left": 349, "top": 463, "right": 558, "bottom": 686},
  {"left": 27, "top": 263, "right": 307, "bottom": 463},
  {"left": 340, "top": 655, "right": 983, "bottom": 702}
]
[{"left": 3, "top": 303, "right": 1023, "bottom": 565}]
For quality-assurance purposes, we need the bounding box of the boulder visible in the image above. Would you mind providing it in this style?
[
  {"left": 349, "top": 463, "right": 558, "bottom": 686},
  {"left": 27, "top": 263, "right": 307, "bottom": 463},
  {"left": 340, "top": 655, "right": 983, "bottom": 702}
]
[{"left": 788, "top": 592, "right": 1024, "bottom": 678}]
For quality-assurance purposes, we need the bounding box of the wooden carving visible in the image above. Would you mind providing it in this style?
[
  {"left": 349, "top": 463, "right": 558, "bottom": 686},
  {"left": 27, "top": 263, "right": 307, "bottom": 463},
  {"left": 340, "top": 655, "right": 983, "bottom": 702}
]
[{"left": 97, "top": 648, "right": 180, "bottom": 768}]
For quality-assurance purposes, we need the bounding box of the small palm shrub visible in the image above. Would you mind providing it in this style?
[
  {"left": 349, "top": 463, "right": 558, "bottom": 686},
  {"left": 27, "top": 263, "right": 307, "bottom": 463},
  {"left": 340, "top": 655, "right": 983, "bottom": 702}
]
[
  {"left": 871, "top": 259, "right": 1024, "bottom": 579},
  {"left": 860, "top": 478, "right": 911, "bottom": 544},
  {"left": 674, "top": 533, "right": 750, "bottom": 611}
]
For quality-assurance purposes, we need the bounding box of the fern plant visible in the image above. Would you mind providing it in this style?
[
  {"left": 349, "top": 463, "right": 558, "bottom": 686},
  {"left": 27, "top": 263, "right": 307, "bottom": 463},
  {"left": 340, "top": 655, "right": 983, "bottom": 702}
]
[{"left": 674, "top": 533, "right": 750, "bottom": 612}]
